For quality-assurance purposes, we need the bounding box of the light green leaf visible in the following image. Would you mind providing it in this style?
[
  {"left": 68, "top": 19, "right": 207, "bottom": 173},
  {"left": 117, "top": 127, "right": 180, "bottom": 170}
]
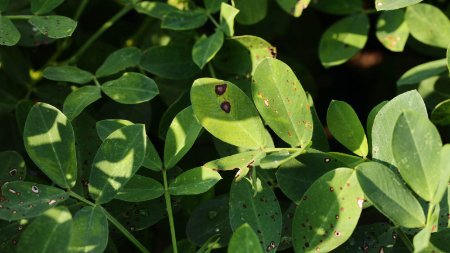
[
  {"left": 162, "top": 9, "right": 208, "bottom": 30},
  {"left": 134, "top": 1, "right": 178, "bottom": 19},
  {"left": 433, "top": 144, "right": 450, "bottom": 205},
  {"left": 168, "top": 167, "right": 221, "bottom": 195},
  {"left": 227, "top": 224, "right": 263, "bottom": 253},
  {"left": 204, "top": 150, "right": 263, "bottom": 171},
  {"left": 234, "top": 0, "right": 267, "bottom": 25},
  {"left": 375, "top": 0, "right": 423, "bottom": 11},
  {"left": 43, "top": 66, "right": 94, "bottom": 84},
  {"left": 115, "top": 174, "right": 164, "bottom": 202},
  {"left": 356, "top": 162, "right": 426, "bottom": 228},
  {"left": 219, "top": 3, "right": 239, "bottom": 36},
  {"left": 376, "top": 9, "right": 409, "bottom": 52},
  {"left": 89, "top": 124, "right": 146, "bottom": 204},
  {"left": 367, "top": 100, "right": 388, "bottom": 154},
  {"left": 328, "top": 152, "right": 365, "bottom": 168},
  {"left": 311, "top": 0, "right": 362, "bottom": 15},
  {"left": 0, "top": 151, "right": 26, "bottom": 187},
  {"left": 24, "top": 103, "right": 77, "bottom": 188},
  {"left": 67, "top": 206, "right": 108, "bottom": 253},
  {"left": 327, "top": 100, "right": 368, "bottom": 157},
  {"left": 276, "top": 0, "right": 310, "bottom": 17},
  {"left": 319, "top": 14, "right": 370, "bottom": 68},
  {"left": 29, "top": 16, "right": 77, "bottom": 39},
  {"left": 101, "top": 72, "right": 159, "bottom": 104},
  {"left": 31, "top": 0, "right": 64, "bottom": 15},
  {"left": 405, "top": 3, "right": 450, "bottom": 49},
  {"left": 63, "top": 86, "right": 101, "bottom": 121},
  {"left": 259, "top": 142, "right": 311, "bottom": 169},
  {"left": 204, "top": 0, "right": 227, "bottom": 14},
  {"left": 397, "top": 59, "right": 447, "bottom": 86},
  {"left": 413, "top": 213, "right": 438, "bottom": 252},
  {"left": 0, "top": 17, "right": 21, "bottom": 46},
  {"left": 431, "top": 99, "right": 450, "bottom": 126},
  {"left": 15, "top": 100, "right": 35, "bottom": 136},
  {"left": 193, "top": 31, "right": 224, "bottom": 69},
  {"left": 17, "top": 207, "right": 72, "bottom": 253},
  {"left": 96, "top": 47, "right": 142, "bottom": 78}
]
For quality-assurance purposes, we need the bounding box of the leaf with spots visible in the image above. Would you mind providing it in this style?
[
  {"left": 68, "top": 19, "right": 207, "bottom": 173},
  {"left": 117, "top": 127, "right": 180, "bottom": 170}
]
[
  {"left": 0, "top": 151, "right": 26, "bottom": 188},
  {"left": 0, "top": 219, "right": 32, "bottom": 252},
  {"left": 168, "top": 167, "right": 221, "bottom": 195},
  {"left": 191, "top": 78, "right": 266, "bottom": 149},
  {"left": 276, "top": 0, "right": 310, "bottom": 17},
  {"left": 356, "top": 162, "right": 425, "bottom": 228},
  {"left": 204, "top": 0, "right": 227, "bottom": 14},
  {"left": 429, "top": 227, "right": 450, "bottom": 251},
  {"left": 161, "top": 9, "right": 208, "bottom": 30},
  {"left": 229, "top": 176, "right": 282, "bottom": 252},
  {"left": 13, "top": 19, "right": 56, "bottom": 47},
  {"left": 101, "top": 72, "right": 159, "bottom": 104},
  {"left": 16, "top": 206, "right": 72, "bottom": 253},
  {"left": 259, "top": 142, "right": 311, "bottom": 169},
  {"left": 319, "top": 14, "right": 369, "bottom": 68},
  {"left": 31, "top": 0, "right": 64, "bottom": 15},
  {"left": 212, "top": 36, "right": 276, "bottom": 76},
  {"left": 63, "top": 86, "right": 101, "bottom": 121},
  {"left": 219, "top": 3, "right": 239, "bottom": 37},
  {"left": 96, "top": 47, "right": 142, "bottom": 78},
  {"left": 134, "top": 1, "right": 178, "bottom": 19},
  {"left": 193, "top": 31, "right": 224, "bottom": 70},
  {"left": 376, "top": 9, "right": 409, "bottom": 52},
  {"left": 397, "top": 59, "right": 447, "bottom": 86},
  {"left": 277, "top": 202, "right": 297, "bottom": 251},
  {"left": 375, "top": 0, "right": 423, "bottom": 11},
  {"left": 115, "top": 174, "right": 164, "bottom": 202},
  {"left": 0, "top": 17, "right": 21, "bottom": 46},
  {"left": 43, "top": 66, "right": 94, "bottom": 84},
  {"left": 292, "top": 168, "right": 364, "bottom": 253},
  {"left": 367, "top": 100, "right": 388, "bottom": 155},
  {"left": 431, "top": 99, "right": 450, "bottom": 126},
  {"left": 234, "top": 0, "right": 267, "bottom": 25},
  {"left": 228, "top": 223, "right": 263, "bottom": 253},
  {"left": 0, "top": 182, "right": 68, "bottom": 220},
  {"left": 89, "top": 124, "right": 146, "bottom": 204},
  {"left": 253, "top": 58, "right": 313, "bottom": 147},
  {"left": 29, "top": 16, "right": 77, "bottom": 39},
  {"left": 67, "top": 206, "right": 108, "bottom": 253},
  {"left": 159, "top": 91, "right": 191, "bottom": 140},
  {"left": 24, "top": 103, "right": 77, "bottom": 189},
  {"left": 310, "top": 0, "right": 362, "bottom": 15}
]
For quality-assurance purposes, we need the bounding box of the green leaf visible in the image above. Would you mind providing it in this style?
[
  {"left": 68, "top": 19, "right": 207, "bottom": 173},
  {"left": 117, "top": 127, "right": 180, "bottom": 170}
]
[
  {"left": 0, "top": 89, "right": 18, "bottom": 117},
  {"left": 253, "top": 58, "right": 313, "bottom": 147},
  {"left": 433, "top": 145, "right": 450, "bottom": 206},
  {"left": 0, "top": 151, "right": 26, "bottom": 187},
  {"left": 31, "top": 0, "right": 64, "bottom": 15},
  {"left": 212, "top": 35, "right": 276, "bottom": 76},
  {"left": 229, "top": 176, "right": 282, "bottom": 252},
  {"left": 277, "top": 202, "right": 297, "bottom": 251},
  {"left": 196, "top": 235, "right": 220, "bottom": 253},
  {"left": 376, "top": 9, "right": 409, "bottom": 52},
  {"left": 96, "top": 47, "right": 142, "bottom": 78},
  {"left": 24, "top": 103, "right": 77, "bottom": 189},
  {"left": 101, "top": 72, "right": 159, "bottom": 104},
  {"left": 311, "top": 0, "right": 362, "bottom": 15},
  {"left": 367, "top": 100, "right": 388, "bottom": 154},
  {"left": 204, "top": 0, "right": 227, "bottom": 14},
  {"left": 163, "top": 239, "right": 196, "bottom": 253},
  {"left": 392, "top": 110, "right": 442, "bottom": 202},
  {"left": 29, "top": 16, "right": 77, "bottom": 39},
  {"left": 43, "top": 66, "right": 94, "bottom": 84},
  {"left": 276, "top": 0, "right": 310, "bottom": 17},
  {"left": 159, "top": 91, "right": 191, "bottom": 140},
  {"left": 89, "top": 124, "right": 146, "bottom": 204},
  {"left": 356, "top": 162, "right": 426, "bottom": 228},
  {"left": 67, "top": 206, "right": 108, "bottom": 253},
  {"left": 431, "top": 99, "right": 450, "bottom": 126},
  {"left": 0, "top": 0, "right": 8, "bottom": 12},
  {"left": 14, "top": 19, "right": 56, "bottom": 47},
  {"left": 372, "top": 90, "right": 427, "bottom": 173},
  {"left": 327, "top": 100, "right": 368, "bottom": 157},
  {"left": 0, "top": 219, "right": 32, "bottom": 252},
  {"left": 0, "top": 182, "right": 69, "bottom": 220},
  {"left": 308, "top": 94, "right": 329, "bottom": 152},
  {"left": 134, "top": 1, "right": 178, "bottom": 19},
  {"left": 0, "top": 17, "right": 21, "bottom": 46},
  {"left": 17, "top": 207, "right": 72, "bottom": 253},
  {"left": 376, "top": 0, "right": 422, "bottom": 10},
  {"left": 63, "top": 86, "right": 102, "bottom": 121},
  {"left": 397, "top": 59, "right": 447, "bottom": 86},
  {"left": 193, "top": 31, "right": 224, "bottom": 69},
  {"left": 115, "top": 174, "right": 164, "bottom": 202},
  {"left": 191, "top": 78, "right": 266, "bottom": 149},
  {"left": 405, "top": 3, "right": 450, "bottom": 49},
  {"left": 429, "top": 228, "right": 450, "bottom": 251},
  {"left": 234, "top": 0, "right": 267, "bottom": 25},
  {"left": 15, "top": 100, "right": 34, "bottom": 136},
  {"left": 141, "top": 45, "right": 201, "bottom": 79},
  {"left": 328, "top": 152, "right": 365, "bottom": 168},
  {"left": 162, "top": 9, "right": 208, "bottom": 30},
  {"left": 168, "top": 167, "right": 221, "bottom": 195},
  {"left": 259, "top": 143, "right": 311, "bottom": 169},
  {"left": 164, "top": 106, "right": 203, "bottom": 170},
  {"left": 413, "top": 213, "right": 438, "bottom": 252},
  {"left": 417, "top": 74, "right": 450, "bottom": 109},
  {"left": 228, "top": 223, "right": 263, "bottom": 253},
  {"left": 219, "top": 3, "right": 239, "bottom": 36},
  {"left": 204, "top": 150, "right": 263, "bottom": 172},
  {"left": 292, "top": 168, "right": 364, "bottom": 253},
  {"left": 319, "top": 14, "right": 370, "bottom": 68}
]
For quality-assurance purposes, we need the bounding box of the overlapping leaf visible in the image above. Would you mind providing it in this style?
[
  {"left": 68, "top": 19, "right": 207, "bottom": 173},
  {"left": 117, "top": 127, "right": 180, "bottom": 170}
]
[
  {"left": 375, "top": 0, "right": 423, "bottom": 11},
  {"left": 233, "top": 0, "right": 267, "bottom": 25},
  {"left": 134, "top": 1, "right": 178, "bottom": 19},
  {"left": 376, "top": 9, "right": 409, "bottom": 52},
  {"left": 431, "top": 99, "right": 450, "bottom": 126},
  {"left": 193, "top": 31, "right": 224, "bottom": 69},
  {"left": 31, "top": 0, "right": 65, "bottom": 15},
  {"left": 219, "top": 3, "right": 239, "bottom": 37},
  {"left": 43, "top": 66, "right": 93, "bottom": 84},
  {"left": 397, "top": 59, "right": 447, "bottom": 86},
  {"left": 228, "top": 223, "right": 263, "bottom": 253}
]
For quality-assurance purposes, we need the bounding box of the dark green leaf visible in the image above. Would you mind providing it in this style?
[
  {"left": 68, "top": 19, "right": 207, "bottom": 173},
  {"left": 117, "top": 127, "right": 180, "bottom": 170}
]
[
  {"left": 375, "top": 0, "right": 422, "bottom": 11},
  {"left": 43, "top": 66, "right": 94, "bottom": 84},
  {"left": 101, "top": 72, "right": 159, "bottom": 104},
  {"left": 219, "top": 3, "right": 239, "bottom": 36},
  {"left": 96, "top": 47, "right": 142, "bottom": 78},
  {"left": 277, "top": 202, "right": 297, "bottom": 251},
  {"left": 0, "top": 151, "right": 26, "bottom": 187},
  {"left": 0, "top": 89, "right": 18, "bottom": 117},
  {"left": 0, "top": 219, "right": 32, "bottom": 252},
  {"left": 234, "top": 0, "right": 267, "bottom": 25},
  {"left": 431, "top": 99, "right": 450, "bottom": 126},
  {"left": 15, "top": 100, "right": 34, "bottom": 136},
  {"left": 134, "top": 1, "right": 178, "bottom": 19},
  {"left": 397, "top": 59, "right": 447, "bottom": 86},
  {"left": 204, "top": 0, "right": 227, "bottom": 14},
  {"left": 159, "top": 91, "right": 191, "bottom": 140},
  {"left": 168, "top": 167, "right": 221, "bottom": 195},
  {"left": 63, "top": 86, "right": 101, "bottom": 121},
  {"left": 433, "top": 144, "right": 450, "bottom": 204},
  {"left": 196, "top": 235, "right": 220, "bottom": 253},
  {"left": 376, "top": 9, "right": 409, "bottom": 52},
  {"left": 13, "top": 20, "right": 55, "bottom": 47},
  {"left": 0, "top": 17, "right": 21, "bottom": 46},
  {"left": 308, "top": 94, "right": 329, "bottom": 152},
  {"left": 162, "top": 9, "right": 208, "bottom": 30},
  {"left": 227, "top": 223, "right": 263, "bottom": 253},
  {"left": 115, "top": 174, "right": 164, "bottom": 202},
  {"left": 429, "top": 228, "right": 450, "bottom": 251},
  {"left": 29, "top": 16, "right": 77, "bottom": 39},
  {"left": 31, "top": 0, "right": 64, "bottom": 15},
  {"left": 311, "top": 0, "right": 362, "bottom": 15},
  {"left": 328, "top": 152, "right": 365, "bottom": 168},
  {"left": 193, "top": 31, "right": 224, "bottom": 69},
  {"left": 276, "top": 0, "right": 310, "bottom": 17}
]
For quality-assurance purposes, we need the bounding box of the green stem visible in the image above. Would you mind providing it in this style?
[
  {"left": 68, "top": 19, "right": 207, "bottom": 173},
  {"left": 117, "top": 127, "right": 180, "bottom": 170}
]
[
  {"left": 69, "top": 191, "right": 95, "bottom": 207},
  {"left": 398, "top": 227, "right": 414, "bottom": 253},
  {"left": 4, "top": 15, "right": 33, "bottom": 20},
  {"left": 427, "top": 204, "right": 435, "bottom": 225},
  {"left": 94, "top": 77, "right": 101, "bottom": 87},
  {"left": 73, "top": 0, "right": 90, "bottom": 21},
  {"left": 208, "top": 62, "right": 216, "bottom": 78},
  {"left": 362, "top": 9, "right": 378, "bottom": 14},
  {"left": 108, "top": 235, "right": 120, "bottom": 253},
  {"left": 206, "top": 12, "right": 221, "bottom": 30},
  {"left": 163, "top": 169, "right": 178, "bottom": 253}
]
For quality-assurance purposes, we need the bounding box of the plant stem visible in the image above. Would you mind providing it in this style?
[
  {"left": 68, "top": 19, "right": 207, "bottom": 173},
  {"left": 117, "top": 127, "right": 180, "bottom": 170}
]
[
  {"left": 4, "top": 15, "right": 33, "bottom": 20},
  {"left": 427, "top": 204, "right": 435, "bottom": 225},
  {"left": 208, "top": 62, "right": 216, "bottom": 78},
  {"left": 162, "top": 168, "right": 178, "bottom": 253},
  {"left": 398, "top": 227, "right": 414, "bottom": 253},
  {"left": 69, "top": 191, "right": 96, "bottom": 207},
  {"left": 94, "top": 78, "right": 101, "bottom": 87},
  {"left": 73, "top": 0, "right": 90, "bottom": 21},
  {"left": 206, "top": 12, "right": 221, "bottom": 30}
]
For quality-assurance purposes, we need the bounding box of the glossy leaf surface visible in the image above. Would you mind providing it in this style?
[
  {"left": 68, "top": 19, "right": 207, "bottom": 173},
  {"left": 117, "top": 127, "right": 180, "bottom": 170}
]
[
  {"left": 96, "top": 47, "right": 142, "bottom": 78},
  {"left": 227, "top": 223, "right": 263, "bottom": 253},
  {"left": 168, "top": 167, "right": 221, "bottom": 195},
  {"left": 101, "top": 72, "right": 159, "bottom": 104},
  {"left": 367, "top": 100, "right": 388, "bottom": 154},
  {"left": 115, "top": 174, "right": 164, "bottom": 202},
  {"left": 29, "top": 16, "right": 77, "bottom": 39},
  {"left": 63, "top": 86, "right": 101, "bottom": 121},
  {"left": 43, "top": 66, "right": 94, "bottom": 84},
  {"left": 376, "top": 9, "right": 409, "bottom": 52}
]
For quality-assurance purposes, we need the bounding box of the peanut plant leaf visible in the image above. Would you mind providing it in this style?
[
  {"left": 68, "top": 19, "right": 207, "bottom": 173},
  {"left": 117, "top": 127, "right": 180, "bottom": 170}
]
[
  {"left": 433, "top": 144, "right": 450, "bottom": 204},
  {"left": 67, "top": 206, "right": 108, "bottom": 253},
  {"left": 227, "top": 223, "right": 263, "bottom": 253},
  {"left": 15, "top": 100, "right": 34, "bottom": 136},
  {"left": 392, "top": 110, "right": 442, "bottom": 202},
  {"left": 134, "top": 1, "right": 178, "bottom": 19},
  {"left": 0, "top": 219, "right": 32, "bottom": 252},
  {"left": 0, "top": 0, "right": 8, "bottom": 12},
  {"left": 24, "top": 103, "right": 77, "bottom": 189},
  {"left": 234, "top": 0, "right": 267, "bottom": 25},
  {"left": 212, "top": 36, "right": 276, "bottom": 76},
  {"left": 253, "top": 58, "right": 313, "bottom": 147},
  {"left": 161, "top": 9, "right": 208, "bottom": 30},
  {"left": 413, "top": 213, "right": 438, "bottom": 252},
  {"left": 356, "top": 162, "right": 426, "bottom": 228},
  {"left": 429, "top": 228, "right": 450, "bottom": 251},
  {"left": 292, "top": 168, "right": 364, "bottom": 253},
  {"left": 163, "top": 239, "right": 196, "bottom": 253},
  {"left": 192, "top": 31, "right": 224, "bottom": 69},
  {"left": 397, "top": 59, "right": 447, "bottom": 86},
  {"left": 0, "top": 151, "right": 26, "bottom": 187},
  {"left": 319, "top": 14, "right": 369, "bottom": 68},
  {"left": 376, "top": 9, "right": 409, "bottom": 52},
  {"left": 204, "top": 0, "right": 227, "bottom": 14},
  {"left": 164, "top": 106, "right": 203, "bottom": 170},
  {"left": 259, "top": 142, "right": 311, "bottom": 169},
  {"left": 115, "top": 174, "right": 164, "bottom": 202},
  {"left": 96, "top": 47, "right": 142, "bottom": 78},
  {"left": 0, "top": 182, "right": 69, "bottom": 220},
  {"left": 141, "top": 45, "right": 201, "bottom": 79},
  {"left": 63, "top": 86, "right": 102, "bottom": 121},
  {"left": 308, "top": 94, "right": 329, "bottom": 152},
  {"left": 375, "top": 0, "right": 423, "bottom": 11},
  {"left": 277, "top": 202, "right": 297, "bottom": 251},
  {"left": 16, "top": 207, "right": 72, "bottom": 253},
  {"left": 372, "top": 90, "right": 427, "bottom": 173},
  {"left": 405, "top": 3, "right": 450, "bottom": 49},
  {"left": 431, "top": 99, "right": 450, "bottom": 126},
  {"left": 367, "top": 100, "right": 388, "bottom": 154},
  {"left": 327, "top": 100, "right": 368, "bottom": 157},
  {"left": 191, "top": 78, "right": 266, "bottom": 149},
  {"left": 328, "top": 152, "right": 365, "bottom": 168},
  {"left": 29, "top": 16, "right": 77, "bottom": 39},
  {"left": 0, "top": 17, "right": 21, "bottom": 46},
  {"left": 43, "top": 66, "right": 94, "bottom": 84},
  {"left": 310, "top": 0, "right": 362, "bottom": 15},
  {"left": 101, "top": 72, "right": 158, "bottom": 104},
  {"left": 89, "top": 124, "right": 146, "bottom": 204},
  {"left": 229, "top": 176, "right": 282, "bottom": 252},
  {"left": 168, "top": 167, "right": 221, "bottom": 195},
  {"left": 159, "top": 91, "right": 191, "bottom": 140},
  {"left": 219, "top": 3, "right": 239, "bottom": 37},
  {"left": 31, "top": 0, "right": 65, "bottom": 15},
  {"left": 276, "top": 0, "right": 310, "bottom": 17},
  {"left": 197, "top": 235, "right": 220, "bottom": 253}
]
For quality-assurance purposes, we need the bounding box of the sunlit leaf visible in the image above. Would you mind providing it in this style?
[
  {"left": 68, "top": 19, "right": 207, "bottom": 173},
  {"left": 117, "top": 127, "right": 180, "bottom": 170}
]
[
  {"left": 228, "top": 223, "right": 263, "bottom": 253},
  {"left": 367, "top": 100, "right": 388, "bottom": 154},
  {"left": 376, "top": 9, "right": 409, "bottom": 52},
  {"left": 134, "top": 1, "right": 178, "bottom": 19},
  {"left": 397, "top": 59, "right": 447, "bottom": 86},
  {"left": 159, "top": 91, "right": 191, "bottom": 140},
  {"left": 276, "top": 0, "right": 310, "bottom": 17},
  {"left": 96, "top": 47, "right": 142, "bottom": 78},
  {"left": 219, "top": 3, "right": 239, "bottom": 36},
  {"left": 193, "top": 31, "right": 224, "bottom": 70}
]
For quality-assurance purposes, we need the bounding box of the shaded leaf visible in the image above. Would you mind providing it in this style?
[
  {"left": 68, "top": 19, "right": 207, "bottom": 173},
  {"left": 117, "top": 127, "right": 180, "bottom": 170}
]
[
  {"left": 413, "top": 213, "right": 438, "bottom": 252},
  {"left": 431, "top": 99, "right": 450, "bottom": 126},
  {"left": 0, "top": 0, "right": 8, "bottom": 12},
  {"left": 31, "top": 0, "right": 64, "bottom": 15},
  {"left": 13, "top": 19, "right": 55, "bottom": 47},
  {"left": 204, "top": 0, "right": 227, "bottom": 14},
  {"left": 397, "top": 59, "right": 447, "bottom": 86},
  {"left": 0, "top": 151, "right": 26, "bottom": 187},
  {"left": 219, "top": 3, "right": 239, "bottom": 37},
  {"left": 134, "top": 1, "right": 178, "bottom": 19},
  {"left": 163, "top": 239, "right": 196, "bottom": 253},
  {"left": 158, "top": 91, "right": 191, "bottom": 140},
  {"left": 197, "top": 235, "right": 220, "bottom": 253},
  {"left": 0, "top": 219, "right": 32, "bottom": 252},
  {"left": 234, "top": 0, "right": 267, "bottom": 25},
  {"left": 115, "top": 174, "right": 164, "bottom": 202},
  {"left": 308, "top": 94, "right": 329, "bottom": 152},
  {"left": 168, "top": 167, "right": 221, "bottom": 195},
  {"left": 277, "top": 202, "right": 297, "bottom": 251},
  {"left": 29, "top": 16, "right": 77, "bottom": 39},
  {"left": 228, "top": 223, "right": 263, "bottom": 253},
  {"left": 429, "top": 228, "right": 450, "bottom": 251},
  {"left": 63, "top": 86, "right": 102, "bottom": 121},
  {"left": 0, "top": 17, "right": 21, "bottom": 46},
  {"left": 162, "top": 9, "right": 208, "bottom": 30},
  {"left": 328, "top": 152, "right": 365, "bottom": 168},
  {"left": 259, "top": 142, "right": 311, "bottom": 169},
  {"left": 43, "top": 66, "right": 94, "bottom": 84},
  {"left": 101, "top": 72, "right": 159, "bottom": 104},
  {"left": 0, "top": 90, "right": 18, "bottom": 117},
  {"left": 193, "top": 31, "right": 224, "bottom": 69},
  {"left": 15, "top": 100, "right": 34, "bottom": 136},
  {"left": 96, "top": 47, "right": 142, "bottom": 78},
  {"left": 376, "top": 9, "right": 409, "bottom": 52}
]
